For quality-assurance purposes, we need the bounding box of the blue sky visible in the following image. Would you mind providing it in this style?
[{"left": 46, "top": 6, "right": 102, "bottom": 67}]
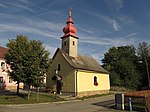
[{"left": 0, "top": 0, "right": 150, "bottom": 63}]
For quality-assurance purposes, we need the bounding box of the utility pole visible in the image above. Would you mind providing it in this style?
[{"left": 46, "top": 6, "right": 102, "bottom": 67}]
[
  {"left": 144, "top": 58, "right": 150, "bottom": 89},
  {"left": 141, "top": 46, "right": 150, "bottom": 89}
]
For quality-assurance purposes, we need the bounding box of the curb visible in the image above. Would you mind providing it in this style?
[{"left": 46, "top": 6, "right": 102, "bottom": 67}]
[{"left": 0, "top": 99, "right": 82, "bottom": 107}]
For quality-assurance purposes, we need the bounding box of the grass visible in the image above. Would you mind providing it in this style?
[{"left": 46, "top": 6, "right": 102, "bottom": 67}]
[
  {"left": 0, "top": 92, "right": 64, "bottom": 105},
  {"left": 76, "top": 92, "right": 113, "bottom": 100}
]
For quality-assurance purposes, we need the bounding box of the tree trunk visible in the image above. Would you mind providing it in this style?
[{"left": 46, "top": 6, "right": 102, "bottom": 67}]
[
  {"left": 16, "top": 81, "right": 20, "bottom": 95},
  {"left": 27, "top": 85, "right": 31, "bottom": 100}
]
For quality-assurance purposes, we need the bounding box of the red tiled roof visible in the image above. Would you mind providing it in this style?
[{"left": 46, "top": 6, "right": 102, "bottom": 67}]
[{"left": 0, "top": 46, "right": 7, "bottom": 59}]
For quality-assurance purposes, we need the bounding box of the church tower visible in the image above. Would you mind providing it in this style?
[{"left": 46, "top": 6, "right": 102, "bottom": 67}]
[{"left": 61, "top": 9, "right": 79, "bottom": 58}]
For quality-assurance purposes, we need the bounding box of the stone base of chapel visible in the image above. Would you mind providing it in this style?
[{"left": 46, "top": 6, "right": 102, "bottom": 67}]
[
  {"left": 61, "top": 90, "right": 109, "bottom": 97},
  {"left": 77, "top": 90, "right": 110, "bottom": 97}
]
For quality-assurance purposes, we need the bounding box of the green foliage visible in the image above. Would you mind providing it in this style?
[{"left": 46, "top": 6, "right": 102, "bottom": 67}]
[
  {"left": 102, "top": 45, "right": 140, "bottom": 89},
  {"left": 5, "top": 35, "right": 51, "bottom": 93},
  {"left": 6, "top": 35, "right": 29, "bottom": 82}
]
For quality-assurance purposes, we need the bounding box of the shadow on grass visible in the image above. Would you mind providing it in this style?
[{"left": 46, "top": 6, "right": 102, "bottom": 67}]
[
  {"left": 0, "top": 89, "right": 28, "bottom": 100},
  {"left": 0, "top": 89, "right": 16, "bottom": 96},
  {"left": 17, "top": 93, "right": 27, "bottom": 99}
]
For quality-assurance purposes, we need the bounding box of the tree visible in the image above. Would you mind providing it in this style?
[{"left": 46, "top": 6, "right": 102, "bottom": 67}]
[
  {"left": 102, "top": 45, "right": 140, "bottom": 89},
  {"left": 6, "top": 35, "right": 29, "bottom": 95},
  {"left": 23, "top": 39, "right": 51, "bottom": 100},
  {"left": 5, "top": 35, "right": 51, "bottom": 97},
  {"left": 137, "top": 42, "right": 150, "bottom": 89}
]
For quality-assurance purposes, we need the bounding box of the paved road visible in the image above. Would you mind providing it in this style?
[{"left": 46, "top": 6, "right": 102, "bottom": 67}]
[{"left": 0, "top": 94, "right": 125, "bottom": 112}]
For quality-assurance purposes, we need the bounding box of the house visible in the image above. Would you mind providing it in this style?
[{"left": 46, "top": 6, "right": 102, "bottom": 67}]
[
  {"left": 0, "top": 46, "right": 23, "bottom": 90},
  {"left": 46, "top": 10, "right": 110, "bottom": 96}
]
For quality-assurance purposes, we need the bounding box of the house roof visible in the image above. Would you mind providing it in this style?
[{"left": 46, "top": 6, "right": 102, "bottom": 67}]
[
  {"left": 54, "top": 48, "right": 108, "bottom": 74},
  {"left": 0, "top": 46, "right": 7, "bottom": 59}
]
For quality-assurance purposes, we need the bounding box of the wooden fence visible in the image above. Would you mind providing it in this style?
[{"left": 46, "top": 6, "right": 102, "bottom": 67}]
[
  {"left": 124, "top": 90, "right": 150, "bottom": 112},
  {"left": 146, "top": 96, "right": 150, "bottom": 112}
]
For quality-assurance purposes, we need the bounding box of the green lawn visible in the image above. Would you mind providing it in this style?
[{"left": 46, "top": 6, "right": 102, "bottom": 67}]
[{"left": 0, "top": 92, "right": 64, "bottom": 105}]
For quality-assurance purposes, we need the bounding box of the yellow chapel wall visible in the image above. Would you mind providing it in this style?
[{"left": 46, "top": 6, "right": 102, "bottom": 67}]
[
  {"left": 77, "top": 70, "right": 110, "bottom": 92},
  {"left": 46, "top": 50, "right": 75, "bottom": 93}
]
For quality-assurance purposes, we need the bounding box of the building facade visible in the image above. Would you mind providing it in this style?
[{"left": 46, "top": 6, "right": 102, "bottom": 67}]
[{"left": 0, "top": 46, "right": 23, "bottom": 90}]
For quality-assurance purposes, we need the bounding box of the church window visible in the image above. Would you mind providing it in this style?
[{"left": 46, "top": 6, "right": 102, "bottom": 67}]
[
  {"left": 73, "top": 41, "right": 75, "bottom": 45},
  {"left": 58, "top": 64, "right": 61, "bottom": 71},
  {"left": 64, "top": 41, "right": 66, "bottom": 46},
  {"left": 94, "top": 76, "right": 98, "bottom": 86}
]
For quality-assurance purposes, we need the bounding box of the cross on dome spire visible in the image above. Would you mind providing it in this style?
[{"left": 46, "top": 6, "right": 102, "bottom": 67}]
[{"left": 69, "top": 7, "right": 72, "bottom": 17}]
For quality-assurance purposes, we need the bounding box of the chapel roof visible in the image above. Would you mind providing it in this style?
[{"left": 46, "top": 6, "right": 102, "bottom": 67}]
[
  {"left": 54, "top": 48, "right": 108, "bottom": 74},
  {"left": 0, "top": 46, "right": 7, "bottom": 59}
]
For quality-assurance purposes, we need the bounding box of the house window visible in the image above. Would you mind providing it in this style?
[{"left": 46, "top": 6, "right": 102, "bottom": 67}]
[
  {"left": 9, "top": 77, "right": 13, "bottom": 83},
  {"left": 73, "top": 41, "right": 75, "bottom": 45},
  {"left": 0, "top": 77, "right": 3, "bottom": 83},
  {"left": 94, "top": 76, "right": 98, "bottom": 86},
  {"left": 1, "top": 62, "right": 5, "bottom": 71},
  {"left": 58, "top": 64, "right": 61, "bottom": 71}
]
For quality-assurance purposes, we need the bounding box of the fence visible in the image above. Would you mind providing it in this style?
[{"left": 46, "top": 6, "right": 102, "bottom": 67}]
[
  {"left": 146, "top": 96, "right": 150, "bottom": 112},
  {"left": 124, "top": 90, "right": 150, "bottom": 112}
]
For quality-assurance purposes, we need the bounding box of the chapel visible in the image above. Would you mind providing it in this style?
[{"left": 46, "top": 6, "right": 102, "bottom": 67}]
[{"left": 46, "top": 9, "right": 110, "bottom": 96}]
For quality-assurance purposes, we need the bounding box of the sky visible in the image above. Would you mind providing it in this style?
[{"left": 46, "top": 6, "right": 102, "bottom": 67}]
[{"left": 0, "top": 0, "right": 150, "bottom": 63}]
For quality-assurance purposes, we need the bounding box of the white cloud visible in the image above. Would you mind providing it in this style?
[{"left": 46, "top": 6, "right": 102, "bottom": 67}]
[
  {"left": 4, "top": 2, "right": 35, "bottom": 13},
  {"left": 104, "top": 0, "right": 124, "bottom": 12},
  {"left": 125, "top": 33, "right": 138, "bottom": 38},
  {"left": 17, "top": 0, "right": 31, "bottom": 4},
  {"left": 0, "top": 3, "right": 7, "bottom": 8},
  {"left": 0, "top": 15, "right": 65, "bottom": 39},
  {"left": 22, "top": 18, "right": 64, "bottom": 31},
  {"left": 77, "top": 25, "right": 95, "bottom": 34},
  {"left": 112, "top": 19, "right": 120, "bottom": 31},
  {"left": 90, "top": 51, "right": 105, "bottom": 64},
  {"left": 44, "top": 44, "right": 57, "bottom": 58},
  {"left": 37, "top": 10, "right": 63, "bottom": 17},
  {"left": 0, "top": 38, "right": 8, "bottom": 47},
  {"left": 80, "top": 35, "right": 137, "bottom": 47},
  {"left": 0, "top": 23, "right": 61, "bottom": 39},
  {"left": 82, "top": 10, "right": 120, "bottom": 31}
]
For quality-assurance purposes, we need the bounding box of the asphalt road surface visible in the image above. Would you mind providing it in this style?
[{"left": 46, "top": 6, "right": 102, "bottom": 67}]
[{"left": 0, "top": 94, "right": 125, "bottom": 112}]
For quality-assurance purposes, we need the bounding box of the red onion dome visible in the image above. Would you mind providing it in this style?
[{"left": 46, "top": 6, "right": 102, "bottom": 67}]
[{"left": 63, "top": 11, "right": 77, "bottom": 37}]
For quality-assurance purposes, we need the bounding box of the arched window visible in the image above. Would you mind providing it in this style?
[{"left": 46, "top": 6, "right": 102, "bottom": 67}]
[
  {"left": 58, "top": 64, "right": 61, "bottom": 71},
  {"left": 73, "top": 41, "right": 75, "bottom": 45},
  {"left": 94, "top": 76, "right": 98, "bottom": 86}
]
